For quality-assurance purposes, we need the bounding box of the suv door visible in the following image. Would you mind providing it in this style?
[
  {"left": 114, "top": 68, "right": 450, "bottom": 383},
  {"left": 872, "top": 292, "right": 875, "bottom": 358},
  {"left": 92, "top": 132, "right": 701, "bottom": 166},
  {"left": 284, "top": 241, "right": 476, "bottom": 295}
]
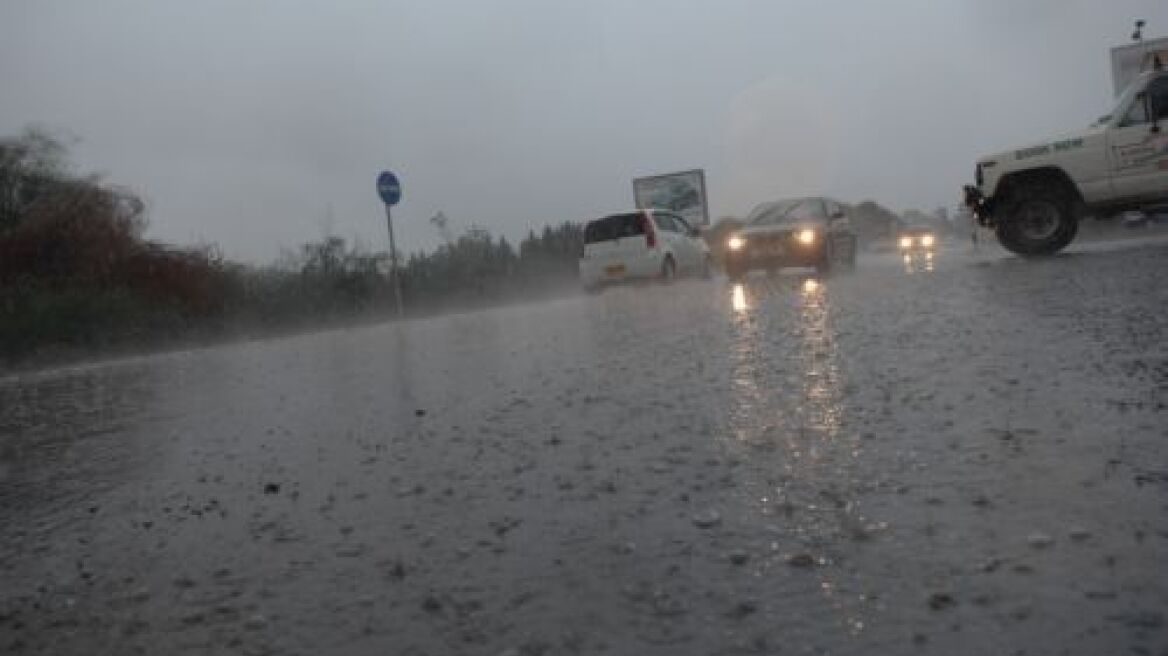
[{"left": 1108, "top": 74, "right": 1168, "bottom": 201}]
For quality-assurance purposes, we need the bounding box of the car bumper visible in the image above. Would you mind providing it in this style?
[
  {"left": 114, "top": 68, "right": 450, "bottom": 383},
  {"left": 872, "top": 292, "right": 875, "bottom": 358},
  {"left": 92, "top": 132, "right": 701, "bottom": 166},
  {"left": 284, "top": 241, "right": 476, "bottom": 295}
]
[
  {"left": 725, "top": 245, "right": 826, "bottom": 271},
  {"left": 963, "top": 185, "right": 995, "bottom": 227},
  {"left": 578, "top": 254, "right": 660, "bottom": 287}
]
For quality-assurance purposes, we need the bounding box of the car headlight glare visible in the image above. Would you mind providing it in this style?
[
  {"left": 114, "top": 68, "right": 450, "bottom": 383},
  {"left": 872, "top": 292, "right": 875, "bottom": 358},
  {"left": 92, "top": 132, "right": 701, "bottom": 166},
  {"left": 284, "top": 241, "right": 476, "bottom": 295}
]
[
  {"left": 797, "top": 229, "right": 816, "bottom": 245},
  {"left": 899, "top": 236, "right": 913, "bottom": 249},
  {"left": 727, "top": 236, "right": 746, "bottom": 251},
  {"left": 921, "top": 234, "right": 935, "bottom": 247}
]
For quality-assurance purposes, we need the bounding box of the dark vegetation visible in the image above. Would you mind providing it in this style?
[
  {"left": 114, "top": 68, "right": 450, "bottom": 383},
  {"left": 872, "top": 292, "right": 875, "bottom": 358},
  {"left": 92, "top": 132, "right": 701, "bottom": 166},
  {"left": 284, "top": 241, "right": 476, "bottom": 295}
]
[{"left": 0, "top": 130, "right": 583, "bottom": 365}]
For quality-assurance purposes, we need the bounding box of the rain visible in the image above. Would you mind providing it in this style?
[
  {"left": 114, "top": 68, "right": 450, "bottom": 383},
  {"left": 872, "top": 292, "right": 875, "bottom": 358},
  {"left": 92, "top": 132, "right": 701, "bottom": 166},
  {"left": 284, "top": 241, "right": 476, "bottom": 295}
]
[{"left": 2, "top": 2, "right": 1168, "bottom": 654}]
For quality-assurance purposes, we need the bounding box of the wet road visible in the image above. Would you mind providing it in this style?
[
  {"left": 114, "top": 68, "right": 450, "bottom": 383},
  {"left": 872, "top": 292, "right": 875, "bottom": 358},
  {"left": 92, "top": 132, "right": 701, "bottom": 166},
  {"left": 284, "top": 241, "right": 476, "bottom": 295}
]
[{"left": 2, "top": 239, "right": 1167, "bottom": 655}]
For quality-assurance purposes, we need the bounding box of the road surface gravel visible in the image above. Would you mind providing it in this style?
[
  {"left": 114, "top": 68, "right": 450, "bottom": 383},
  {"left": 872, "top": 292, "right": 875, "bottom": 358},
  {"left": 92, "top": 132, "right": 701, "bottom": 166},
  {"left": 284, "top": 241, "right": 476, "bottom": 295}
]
[{"left": 1, "top": 239, "right": 1166, "bottom": 655}]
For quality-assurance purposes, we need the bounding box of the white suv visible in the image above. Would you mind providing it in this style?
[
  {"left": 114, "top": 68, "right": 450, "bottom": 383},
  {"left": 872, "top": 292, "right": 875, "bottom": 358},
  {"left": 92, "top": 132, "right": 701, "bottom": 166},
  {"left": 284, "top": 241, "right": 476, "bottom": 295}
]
[
  {"left": 579, "top": 209, "right": 711, "bottom": 290},
  {"left": 964, "top": 69, "right": 1168, "bottom": 255}
]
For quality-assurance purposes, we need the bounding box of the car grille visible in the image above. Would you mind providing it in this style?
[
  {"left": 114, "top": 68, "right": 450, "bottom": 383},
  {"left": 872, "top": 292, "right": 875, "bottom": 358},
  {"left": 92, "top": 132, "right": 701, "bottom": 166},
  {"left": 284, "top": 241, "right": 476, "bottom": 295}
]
[{"left": 746, "top": 231, "right": 793, "bottom": 246}]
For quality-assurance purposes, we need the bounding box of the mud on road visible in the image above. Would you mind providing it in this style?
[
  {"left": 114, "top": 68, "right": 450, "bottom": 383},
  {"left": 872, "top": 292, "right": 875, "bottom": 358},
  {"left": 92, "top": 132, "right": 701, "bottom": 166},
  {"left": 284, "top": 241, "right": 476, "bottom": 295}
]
[{"left": 1, "top": 241, "right": 1167, "bottom": 655}]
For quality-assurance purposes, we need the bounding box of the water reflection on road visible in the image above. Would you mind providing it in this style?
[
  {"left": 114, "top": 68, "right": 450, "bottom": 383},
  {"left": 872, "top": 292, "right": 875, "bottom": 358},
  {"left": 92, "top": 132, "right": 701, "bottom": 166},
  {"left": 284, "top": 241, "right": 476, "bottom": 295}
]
[
  {"left": 725, "top": 274, "right": 847, "bottom": 469},
  {"left": 725, "top": 273, "right": 874, "bottom": 639},
  {"left": 902, "top": 250, "right": 935, "bottom": 275},
  {"left": 796, "top": 276, "right": 843, "bottom": 445}
]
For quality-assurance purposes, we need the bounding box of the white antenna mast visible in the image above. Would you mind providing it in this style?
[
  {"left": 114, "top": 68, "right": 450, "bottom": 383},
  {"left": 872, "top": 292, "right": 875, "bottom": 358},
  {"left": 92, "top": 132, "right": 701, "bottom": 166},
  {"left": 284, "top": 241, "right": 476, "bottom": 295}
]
[{"left": 1132, "top": 19, "right": 1162, "bottom": 72}]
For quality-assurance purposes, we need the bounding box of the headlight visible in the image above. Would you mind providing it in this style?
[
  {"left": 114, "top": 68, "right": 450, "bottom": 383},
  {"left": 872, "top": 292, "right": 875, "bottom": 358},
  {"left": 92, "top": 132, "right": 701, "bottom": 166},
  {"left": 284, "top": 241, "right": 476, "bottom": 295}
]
[
  {"left": 921, "top": 234, "right": 935, "bottom": 248},
  {"left": 899, "top": 236, "right": 913, "bottom": 249},
  {"left": 797, "top": 229, "right": 816, "bottom": 245},
  {"left": 727, "top": 236, "right": 746, "bottom": 251}
]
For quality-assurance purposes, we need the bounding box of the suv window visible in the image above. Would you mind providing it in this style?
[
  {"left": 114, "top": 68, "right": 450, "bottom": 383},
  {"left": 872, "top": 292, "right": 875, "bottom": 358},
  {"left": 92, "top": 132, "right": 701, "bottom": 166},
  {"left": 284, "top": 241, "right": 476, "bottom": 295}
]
[
  {"left": 1120, "top": 76, "right": 1168, "bottom": 127},
  {"left": 1122, "top": 98, "right": 1149, "bottom": 126},
  {"left": 584, "top": 213, "right": 644, "bottom": 243},
  {"left": 1149, "top": 76, "right": 1168, "bottom": 121}
]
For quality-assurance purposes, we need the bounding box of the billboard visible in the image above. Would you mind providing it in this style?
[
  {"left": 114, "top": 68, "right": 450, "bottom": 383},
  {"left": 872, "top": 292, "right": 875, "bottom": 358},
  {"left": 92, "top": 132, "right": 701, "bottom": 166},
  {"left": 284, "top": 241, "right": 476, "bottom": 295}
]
[
  {"left": 633, "top": 169, "right": 710, "bottom": 226},
  {"left": 1111, "top": 37, "right": 1168, "bottom": 97}
]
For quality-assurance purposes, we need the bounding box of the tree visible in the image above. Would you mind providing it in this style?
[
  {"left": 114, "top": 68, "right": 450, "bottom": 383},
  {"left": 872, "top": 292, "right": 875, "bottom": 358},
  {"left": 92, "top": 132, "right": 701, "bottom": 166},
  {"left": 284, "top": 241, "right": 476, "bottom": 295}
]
[{"left": 0, "top": 129, "right": 69, "bottom": 232}]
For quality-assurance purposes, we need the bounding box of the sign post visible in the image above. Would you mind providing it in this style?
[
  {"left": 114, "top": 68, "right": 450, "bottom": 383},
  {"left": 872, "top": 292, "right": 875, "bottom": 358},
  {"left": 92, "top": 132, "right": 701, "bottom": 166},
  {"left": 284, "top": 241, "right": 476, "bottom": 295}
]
[{"left": 376, "top": 171, "right": 403, "bottom": 317}]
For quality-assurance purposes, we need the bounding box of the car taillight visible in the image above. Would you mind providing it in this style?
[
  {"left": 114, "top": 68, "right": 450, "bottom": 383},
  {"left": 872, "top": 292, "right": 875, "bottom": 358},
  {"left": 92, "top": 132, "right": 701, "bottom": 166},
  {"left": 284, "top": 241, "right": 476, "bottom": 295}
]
[{"left": 640, "top": 212, "right": 657, "bottom": 249}]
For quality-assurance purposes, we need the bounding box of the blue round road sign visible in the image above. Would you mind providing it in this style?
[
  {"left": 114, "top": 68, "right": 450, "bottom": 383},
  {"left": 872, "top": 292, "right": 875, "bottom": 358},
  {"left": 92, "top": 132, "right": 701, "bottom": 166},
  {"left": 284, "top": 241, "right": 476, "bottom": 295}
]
[{"left": 377, "top": 171, "right": 402, "bottom": 206}]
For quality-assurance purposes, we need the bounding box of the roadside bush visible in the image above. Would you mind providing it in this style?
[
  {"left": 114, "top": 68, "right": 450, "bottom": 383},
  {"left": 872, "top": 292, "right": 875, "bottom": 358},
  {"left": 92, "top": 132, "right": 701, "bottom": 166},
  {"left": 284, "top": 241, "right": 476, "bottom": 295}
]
[
  {"left": 0, "top": 183, "right": 140, "bottom": 285},
  {"left": 0, "top": 131, "right": 231, "bottom": 361},
  {"left": 0, "top": 281, "right": 187, "bottom": 357}
]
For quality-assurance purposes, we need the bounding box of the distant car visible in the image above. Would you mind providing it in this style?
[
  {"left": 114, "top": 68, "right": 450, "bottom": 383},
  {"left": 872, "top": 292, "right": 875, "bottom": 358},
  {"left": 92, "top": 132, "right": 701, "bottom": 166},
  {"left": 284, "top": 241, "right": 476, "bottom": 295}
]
[
  {"left": 579, "top": 209, "right": 711, "bottom": 290},
  {"left": 898, "top": 226, "right": 937, "bottom": 253},
  {"left": 724, "top": 197, "right": 857, "bottom": 279}
]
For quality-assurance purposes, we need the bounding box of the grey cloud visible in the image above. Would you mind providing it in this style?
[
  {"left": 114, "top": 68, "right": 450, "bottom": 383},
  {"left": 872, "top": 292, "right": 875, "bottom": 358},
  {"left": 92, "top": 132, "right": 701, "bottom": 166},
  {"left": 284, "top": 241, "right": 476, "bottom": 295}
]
[{"left": 2, "top": 0, "right": 1164, "bottom": 260}]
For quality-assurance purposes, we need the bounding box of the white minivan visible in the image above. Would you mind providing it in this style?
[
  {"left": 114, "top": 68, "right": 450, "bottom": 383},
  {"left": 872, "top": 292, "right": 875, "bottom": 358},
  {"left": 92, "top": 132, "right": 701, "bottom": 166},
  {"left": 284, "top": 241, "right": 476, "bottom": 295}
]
[{"left": 578, "top": 209, "right": 711, "bottom": 290}]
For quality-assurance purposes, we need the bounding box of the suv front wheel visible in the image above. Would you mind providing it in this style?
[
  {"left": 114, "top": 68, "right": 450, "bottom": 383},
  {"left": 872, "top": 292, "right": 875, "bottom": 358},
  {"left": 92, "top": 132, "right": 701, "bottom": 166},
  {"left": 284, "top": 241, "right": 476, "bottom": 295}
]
[{"left": 996, "top": 181, "right": 1079, "bottom": 256}]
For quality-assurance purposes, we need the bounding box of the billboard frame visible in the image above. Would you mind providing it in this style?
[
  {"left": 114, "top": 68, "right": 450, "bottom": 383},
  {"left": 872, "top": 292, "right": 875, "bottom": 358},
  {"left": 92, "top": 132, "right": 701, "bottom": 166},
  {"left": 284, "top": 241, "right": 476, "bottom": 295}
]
[{"left": 632, "top": 168, "right": 710, "bottom": 226}]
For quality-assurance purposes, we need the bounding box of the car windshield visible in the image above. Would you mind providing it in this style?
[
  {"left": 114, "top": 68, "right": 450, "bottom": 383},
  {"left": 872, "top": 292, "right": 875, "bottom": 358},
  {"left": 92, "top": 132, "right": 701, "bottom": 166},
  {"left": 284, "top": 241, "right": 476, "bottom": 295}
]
[
  {"left": 747, "top": 198, "right": 827, "bottom": 225},
  {"left": 1095, "top": 74, "right": 1147, "bottom": 126}
]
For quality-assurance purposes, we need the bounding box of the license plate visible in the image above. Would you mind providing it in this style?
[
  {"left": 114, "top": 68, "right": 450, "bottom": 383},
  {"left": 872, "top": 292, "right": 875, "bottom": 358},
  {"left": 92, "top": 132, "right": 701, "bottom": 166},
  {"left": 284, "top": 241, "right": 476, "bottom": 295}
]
[
  {"left": 754, "top": 244, "right": 784, "bottom": 257},
  {"left": 604, "top": 264, "right": 626, "bottom": 277}
]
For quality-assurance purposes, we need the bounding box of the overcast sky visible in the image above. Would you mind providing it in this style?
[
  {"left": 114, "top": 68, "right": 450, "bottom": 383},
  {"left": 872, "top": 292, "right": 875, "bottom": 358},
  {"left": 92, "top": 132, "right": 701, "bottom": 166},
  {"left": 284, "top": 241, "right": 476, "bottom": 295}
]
[{"left": 2, "top": 1, "right": 1164, "bottom": 261}]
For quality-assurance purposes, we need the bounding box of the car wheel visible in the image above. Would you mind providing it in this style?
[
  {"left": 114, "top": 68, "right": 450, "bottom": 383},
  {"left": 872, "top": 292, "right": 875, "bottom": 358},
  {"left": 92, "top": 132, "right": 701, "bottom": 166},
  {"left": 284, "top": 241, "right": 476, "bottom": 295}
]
[
  {"left": 996, "top": 180, "right": 1079, "bottom": 256},
  {"left": 660, "top": 256, "right": 677, "bottom": 281}
]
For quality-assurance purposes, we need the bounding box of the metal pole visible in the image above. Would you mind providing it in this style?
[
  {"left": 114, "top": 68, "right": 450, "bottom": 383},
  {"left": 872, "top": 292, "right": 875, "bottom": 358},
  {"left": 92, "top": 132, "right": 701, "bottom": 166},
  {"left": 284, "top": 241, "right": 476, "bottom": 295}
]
[{"left": 385, "top": 204, "right": 403, "bottom": 317}]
